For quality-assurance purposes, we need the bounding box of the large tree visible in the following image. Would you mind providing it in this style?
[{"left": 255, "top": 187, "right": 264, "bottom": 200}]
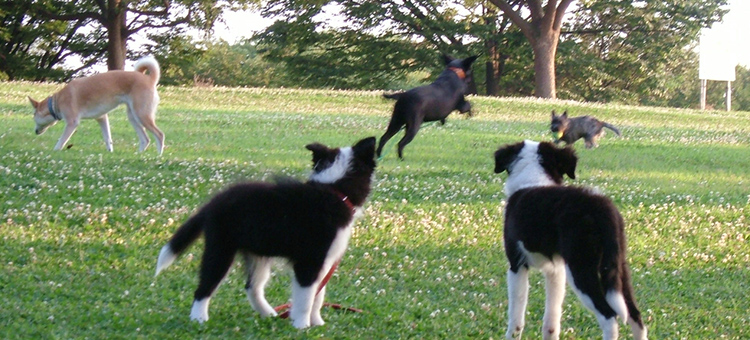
[
  {"left": 37, "top": 0, "right": 190, "bottom": 70},
  {"left": 487, "top": 0, "right": 573, "bottom": 98},
  {"left": 487, "top": 0, "right": 728, "bottom": 99}
]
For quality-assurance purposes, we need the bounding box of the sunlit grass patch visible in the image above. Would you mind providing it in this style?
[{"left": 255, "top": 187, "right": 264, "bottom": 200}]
[{"left": 1, "top": 83, "right": 749, "bottom": 338}]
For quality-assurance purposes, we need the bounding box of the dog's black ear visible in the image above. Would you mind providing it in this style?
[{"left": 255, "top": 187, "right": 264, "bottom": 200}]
[
  {"left": 462, "top": 55, "right": 479, "bottom": 69},
  {"left": 441, "top": 54, "right": 455, "bottom": 65},
  {"left": 558, "top": 146, "right": 577, "bottom": 179},
  {"left": 494, "top": 142, "right": 524, "bottom": 174},
  {"left": 562, "top": 110, "right": 568, "bottom": 118},
  {"left": 551, "top": 110, "right": 557, "bottom": 118},
  {"left": 353, "top": 136, "right": 376, "bottom": 161},
  {"left": 305, "top": 142, "right": 333, "bottom": 168},
  {"left": 538, "top": 142, "right": 577, "bottom": 182}
]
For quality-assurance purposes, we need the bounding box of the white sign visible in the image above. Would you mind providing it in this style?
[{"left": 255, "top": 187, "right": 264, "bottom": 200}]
[{"left": 699, "top": 27, "right": 737, "bottom": 81}]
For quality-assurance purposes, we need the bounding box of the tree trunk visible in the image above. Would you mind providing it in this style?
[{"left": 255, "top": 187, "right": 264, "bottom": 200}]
[
  {"left": 106, "top": 0, "right": 127, "bottom": 70},
  {"left": 532, "top": 33, "right": 558, "bottom": 99},
  {"left": 486, "top": 0, "right": 573, "bottom": 99},
  {"left": 486, "top": 60, "right": 499, "bottom": 96},
  {"left": 485, "top": 38, "right": 500, "bottom": 96}
]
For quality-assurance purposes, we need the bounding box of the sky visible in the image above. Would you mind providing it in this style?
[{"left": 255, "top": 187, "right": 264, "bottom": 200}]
[{"left": 212, "top": 1, "right": 750, "bottom": 67}]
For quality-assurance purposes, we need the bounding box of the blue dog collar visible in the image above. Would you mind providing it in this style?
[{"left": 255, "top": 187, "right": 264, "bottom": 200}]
[{"left": 47, "top": 96, "right": 61, "bottom": 121}]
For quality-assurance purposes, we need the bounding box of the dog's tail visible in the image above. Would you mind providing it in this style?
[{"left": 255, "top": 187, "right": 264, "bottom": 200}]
[
  {"left": 134, "top": 56, "right": 161, "bottom": 87},
  {"left": 155, "top": 212, "right": 205, "bottom": 277},
  {"left": 599, "top": 211, "right": 645, "bottom": 336},
  {"left": 603, "top": 122, "right": 621, "bottom": 136},
  {"left": 382, "top": 92, "right": 404, "bottom": 100},
  {"left": 597, "top": 209, "right": 629, "bottom": 321}
]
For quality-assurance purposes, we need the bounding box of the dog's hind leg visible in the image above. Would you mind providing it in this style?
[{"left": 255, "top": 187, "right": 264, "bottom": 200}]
[
  {"left": 125, "top": 105, "right": 151, "bottom": 152},
  {"left": 243, "top": 254, "right": 277, "bottom": 317},
  {"left": 137, "top": 99, "right": 165, "bottom": 155},
  {"left": 310, "top": 284, "right": 326, "bottom": 326},
  {"left": 96, "top": 115, "right": 113, "bottom": 152},
  {"left": 397, "top": 121, "right": 421, "bottom": 159},
  {"left": 140, "top": 118, "right": 165, "bottom": 155},
  {"left": 506, "top": 267, "right": 529, "bottom": 340},
  {"left": 377, "top": 115, "right": 405, "bottom": 157},
  {"left": 583, "top": 136, "right": 595, "bottom": 148},
  {"left": 541, "top": 257, "right": 566, "bottom": 340},
  {"left": 190, "top": 238, "right": 236, "bottom": 323},
  {"left": 565, "top": 265, "right": 620, "bottom": 340}
]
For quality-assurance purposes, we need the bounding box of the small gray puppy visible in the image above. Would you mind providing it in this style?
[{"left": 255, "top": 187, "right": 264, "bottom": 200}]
[{"left": 550, "top": 110, "right": 621, "bottom": 148}]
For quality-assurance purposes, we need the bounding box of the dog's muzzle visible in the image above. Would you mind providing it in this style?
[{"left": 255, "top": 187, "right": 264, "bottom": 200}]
[{"left": 35, "top": 124, "right": 50, "bottom": 135}]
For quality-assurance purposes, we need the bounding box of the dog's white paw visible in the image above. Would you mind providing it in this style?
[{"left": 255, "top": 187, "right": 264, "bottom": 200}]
[
  {"left": 310, "top": 315, "right": 325, "bottom": 327},
  {"left": 259, "top": 308, "right": 278, "bottom": 318},
  {"left": 190, "top": 314, "right": 208, "bottom": 323},
  {"left": 190, "top": 298, "right": 209, "bottom": 323},
  {"left": 292, "top": 318, "right": 311, "bottom": 329},
  {"left": 506, "top": 327, "right": 523, "bottom": 340}
]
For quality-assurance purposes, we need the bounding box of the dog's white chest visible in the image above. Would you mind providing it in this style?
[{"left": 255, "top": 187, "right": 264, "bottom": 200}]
[{"left": 327, "top": 222, "right": 354, "bottom": 261}]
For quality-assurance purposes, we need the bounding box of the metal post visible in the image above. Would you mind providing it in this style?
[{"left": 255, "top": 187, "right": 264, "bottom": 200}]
[
  {"left": 700, "top": 79, "right": 707, "bottom": 110},
  {"left": 726, "top": 81, "right": 732, "bottom": 111}
]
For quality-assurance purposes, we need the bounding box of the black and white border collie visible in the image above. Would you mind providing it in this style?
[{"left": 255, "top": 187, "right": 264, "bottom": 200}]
[
  {"left": 155, "top": 137, "right": 377, "bottom": 329},
  {"left": 493, "top": 140, "right": 647, "bottom": 340}
]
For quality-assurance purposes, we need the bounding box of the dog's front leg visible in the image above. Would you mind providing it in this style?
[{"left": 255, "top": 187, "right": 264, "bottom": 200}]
[
  {"left": 96, "top": 115, "right": 113, "bottom": 152},
  {"left": 506, "top": 267, "right": 529, "bottom": 340},
  {"left": 54, "top": 120, "right": 79, "bottom": 150},
  {"left": 290, "top": 278, "right": 316, "bottom": 329},
  {"left": 542, "top": 261, "right": 566, "bottom": 340}
]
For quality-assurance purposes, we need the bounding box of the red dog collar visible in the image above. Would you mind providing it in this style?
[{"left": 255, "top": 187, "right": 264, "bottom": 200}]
[{"left": 331, "top": 189, "right": 355, "bottom": 211}]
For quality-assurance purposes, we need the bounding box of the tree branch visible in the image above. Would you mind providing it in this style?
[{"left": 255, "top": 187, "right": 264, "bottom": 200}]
[
  {"left": 129, "top": 7, "right": 168, "bottom": 17},
  {"left": 540, "top": 0, "right": 557, "bottom": 33},
  {"left": 553, "top": 0, "right": 574, "bottom": 30},
  {"left": 487, "top": 0, "right": 534, "bottom": 43},
  {"left": 526, "top": 0, "right": 543, "bottom": 21},
  {"left": 37, "top": 9, "right": 102, "bottom": 22},
  {"left": 127, "top": 13, "right": 190, "bottom": 35}
]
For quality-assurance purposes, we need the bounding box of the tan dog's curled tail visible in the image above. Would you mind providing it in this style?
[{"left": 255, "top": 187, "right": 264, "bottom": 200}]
[{"left": 134, "top": 56, "right": 160, "bottom": 87}]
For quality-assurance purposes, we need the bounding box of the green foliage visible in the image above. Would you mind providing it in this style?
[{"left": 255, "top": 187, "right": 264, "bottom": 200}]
[
  {"left": 192, "top": 40, "right": 281, "bottom": 87},
  {"left": 254, "top": 1, "right": 439, "bottom": 90},
  {"left": 253, "top": 0, "right": 522, "bottom": 92},
  {"left": 141, "top": 35, "right": 283, "bottom": 87},
  {"left": 142, "top": 31, "right": 206, "bottom": 86},
  {"left": 558, "top": 0, "right": 729, "bottom": 107},
  {"left": 0, "top": 0, "right": 101, "bottom": 81},
  {"left": 1, "top": 0, "right": 259, "bottom": 77},
  {"left": 2, "top": 0, "right": 742, "bottom": 109},
  {"left": 1, "top": 82, "right": 749, "bottom": 338},
  {"left": 731, "top": 66, "right": 750, "bottom": 111}
]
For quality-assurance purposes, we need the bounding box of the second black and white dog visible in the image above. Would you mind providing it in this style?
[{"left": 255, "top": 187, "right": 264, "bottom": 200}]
[
  {"left": 493, "top": 140, "right": 647, "bottom": 340},
  {"left": 155, "top": 137, "right": 377, "bottom": 329}
]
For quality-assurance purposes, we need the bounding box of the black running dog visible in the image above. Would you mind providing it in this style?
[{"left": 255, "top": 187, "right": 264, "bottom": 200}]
[{"left": 377, "top": 55, "right": 478, "bottom": 159}]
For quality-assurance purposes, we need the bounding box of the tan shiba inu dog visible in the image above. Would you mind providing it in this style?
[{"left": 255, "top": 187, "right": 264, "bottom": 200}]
[{"left": 28, "top": 56, "right": 165, "bottom": 155}]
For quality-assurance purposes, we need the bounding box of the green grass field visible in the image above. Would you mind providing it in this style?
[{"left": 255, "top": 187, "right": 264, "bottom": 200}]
[{"left": 1, "top": 82, "right": 748, "bottom": 339}]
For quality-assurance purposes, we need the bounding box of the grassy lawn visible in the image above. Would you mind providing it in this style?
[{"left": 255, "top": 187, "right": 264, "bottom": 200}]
[{"left": 1, "top": 82, "right": 748, "bottom": 339}]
